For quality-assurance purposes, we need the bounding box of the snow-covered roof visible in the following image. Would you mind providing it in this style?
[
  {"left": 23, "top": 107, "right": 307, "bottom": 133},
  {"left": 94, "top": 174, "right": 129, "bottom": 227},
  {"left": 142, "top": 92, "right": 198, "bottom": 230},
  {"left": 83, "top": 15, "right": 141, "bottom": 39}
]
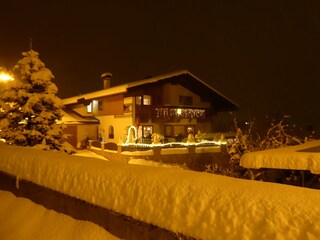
[
  {"left": 62, "top": 70, "right": 238, "bottom": 111},
  {"left": 61, "top": 109, "right": 99, "bottom": 124},
  {"left": 240, "top": 140, "right": 320, "bottom": 174},
  {"left": 62, "top": 85, "right": 127, "bottom": 105}
]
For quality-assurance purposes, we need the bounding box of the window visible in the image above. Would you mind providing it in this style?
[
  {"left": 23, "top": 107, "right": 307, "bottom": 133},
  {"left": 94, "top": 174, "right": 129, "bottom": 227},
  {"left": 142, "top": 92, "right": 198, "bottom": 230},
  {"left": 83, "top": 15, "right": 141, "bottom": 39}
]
[
  {"left": 165, "top": 125, "right": 195, "bottom": 137},
  {"left": 187, "top": 126, "right": 195, "bottom": 134},
  {"left": 92, "top": 100, "right": 99, "bottom": 111},
  {"left": 143, "top": 95, "right": 152, "bottom": 105},
  {"left": 165, "top": 125, "right": 172, "bottom": 136},
  {"left": 86, "top": 102, "right": 92, "bottom": 113},
  {"left": 136, "top": 96, "right": 142, "bottom": 106},
  {"left": 179, "top": 95, "right": 193, "bottom": 106},
  {"left": 124, "top": 104, "right": 132, "bottom": 113},
  {"left": 108, "top": 126, "right": 114, "bottom": 139},
  {"left": 173, "top": 125, "right": 185, "bottom": 136},
  {"left": 136, "top": 95, "right": 152, "bottom": 106},
  {"left": 142, "top": 125, "right": 153, "bottom": 138}
]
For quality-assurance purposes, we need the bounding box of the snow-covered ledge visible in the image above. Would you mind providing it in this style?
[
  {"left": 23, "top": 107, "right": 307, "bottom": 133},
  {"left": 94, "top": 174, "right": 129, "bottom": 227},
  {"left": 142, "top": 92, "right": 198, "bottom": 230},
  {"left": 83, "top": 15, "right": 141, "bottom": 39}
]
[{"left": 0, "top": 142, "right": 320, "bottom": 239}]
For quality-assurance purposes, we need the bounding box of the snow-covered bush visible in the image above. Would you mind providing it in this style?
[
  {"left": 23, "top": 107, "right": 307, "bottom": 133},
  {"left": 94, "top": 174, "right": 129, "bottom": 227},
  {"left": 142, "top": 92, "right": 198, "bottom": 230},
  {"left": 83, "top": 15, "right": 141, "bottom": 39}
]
[
  {"left": 206, "top": 116, "right": 303, "bottom": 180},
  {"left": 0, "top": 50, "right": 68, "bottom": 152}
]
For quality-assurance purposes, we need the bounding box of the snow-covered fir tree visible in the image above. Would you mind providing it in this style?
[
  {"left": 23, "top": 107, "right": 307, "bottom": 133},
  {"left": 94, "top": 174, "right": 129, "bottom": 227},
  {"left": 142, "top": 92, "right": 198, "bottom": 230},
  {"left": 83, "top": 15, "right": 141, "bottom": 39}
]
[{"left": 0, "top": 50, "right": 67, "bottom": 151}]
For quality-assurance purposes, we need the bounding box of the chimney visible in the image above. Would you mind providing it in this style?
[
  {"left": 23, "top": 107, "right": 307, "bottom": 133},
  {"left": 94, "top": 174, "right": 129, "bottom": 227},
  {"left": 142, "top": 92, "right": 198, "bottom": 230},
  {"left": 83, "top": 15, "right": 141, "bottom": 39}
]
[{"left": 101, "top": 72, "right": 112, "bottom": 89}]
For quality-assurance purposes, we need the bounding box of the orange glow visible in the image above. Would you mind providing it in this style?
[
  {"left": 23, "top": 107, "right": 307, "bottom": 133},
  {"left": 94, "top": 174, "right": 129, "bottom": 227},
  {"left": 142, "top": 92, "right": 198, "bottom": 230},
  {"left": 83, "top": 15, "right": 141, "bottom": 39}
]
[{"left": 0, "top": 70, "right": 14, "bottom": 82}]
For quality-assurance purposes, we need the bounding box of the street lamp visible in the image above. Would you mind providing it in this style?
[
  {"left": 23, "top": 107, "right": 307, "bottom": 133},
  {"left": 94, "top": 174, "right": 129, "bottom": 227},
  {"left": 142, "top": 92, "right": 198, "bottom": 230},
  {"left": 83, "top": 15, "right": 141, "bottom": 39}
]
[{"left": 0, "top": 68, "right": 14, "bottom": 82}]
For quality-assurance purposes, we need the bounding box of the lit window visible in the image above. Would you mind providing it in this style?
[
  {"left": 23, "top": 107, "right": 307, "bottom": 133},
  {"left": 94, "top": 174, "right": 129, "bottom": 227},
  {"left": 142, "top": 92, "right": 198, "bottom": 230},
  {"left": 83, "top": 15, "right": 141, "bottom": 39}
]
[
  {"left": 143, "top": 95, "right": 152, "bottom": 105},
  {"left": 92, "top": 100, "right": 99, "bottom": 111},
  {"left": 87, "top": 102, "right": 92, "bottom": 113},
  {"left": 187, "top": 126, "right": 194, "bottom": 134},
  {"left": 136, "top": 95, "right": 152, "bottom": 106},
  {"left": 143, "top": 125, "right": 153, "bottom": 138}
]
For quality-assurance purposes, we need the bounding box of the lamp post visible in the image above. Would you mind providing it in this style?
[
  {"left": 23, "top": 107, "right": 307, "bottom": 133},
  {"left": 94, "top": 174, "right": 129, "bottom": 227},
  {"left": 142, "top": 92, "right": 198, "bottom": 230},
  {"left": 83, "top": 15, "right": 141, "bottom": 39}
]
[{"left": 0, "top": 68, "right": 14, "bottom": 82}]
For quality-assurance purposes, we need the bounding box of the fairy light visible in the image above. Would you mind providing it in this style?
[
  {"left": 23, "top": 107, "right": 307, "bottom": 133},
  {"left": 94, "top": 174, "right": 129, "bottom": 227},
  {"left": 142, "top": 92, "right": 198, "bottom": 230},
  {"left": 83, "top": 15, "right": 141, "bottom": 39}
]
[
  {"left": 155, "top": 107, "right": 205, "bottom": 119},
  {"left": 125, "top": 126, "right": 138, "bottom": 144},
  {"left": 122, "top": 140, "right": 226, "bottom": 148},
  {"left": 123, "top": 125, "right": 227, "bottom": 149}
]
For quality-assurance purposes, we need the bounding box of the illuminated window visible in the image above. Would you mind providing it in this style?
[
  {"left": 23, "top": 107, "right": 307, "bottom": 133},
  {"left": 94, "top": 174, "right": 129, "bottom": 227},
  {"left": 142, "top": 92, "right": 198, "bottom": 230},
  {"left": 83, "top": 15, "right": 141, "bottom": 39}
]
[
  {"left": 87, "top": 102, "right": 92, "bottom": 113},
  {"left": 142, "top": 125, "right": 153, "bottom": 138},
  {"left": 187, "top": 126, "right": 194, "bottom": 134},
  {"left": 143, "top": 95, "right": 152, "bottom": 105},
  {"left": 136, "top": 95, "right": 152, "bottom": 106},
  {"left": 92, "top": 100, "right": 99, "bottom": 111}
]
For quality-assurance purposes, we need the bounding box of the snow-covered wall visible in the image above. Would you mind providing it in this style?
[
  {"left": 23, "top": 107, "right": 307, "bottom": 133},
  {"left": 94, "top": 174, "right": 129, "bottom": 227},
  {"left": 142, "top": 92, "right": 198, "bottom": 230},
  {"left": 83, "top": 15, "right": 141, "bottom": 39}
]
[{"left": 0, "top": 142, "right": 319, "bottom": 240}]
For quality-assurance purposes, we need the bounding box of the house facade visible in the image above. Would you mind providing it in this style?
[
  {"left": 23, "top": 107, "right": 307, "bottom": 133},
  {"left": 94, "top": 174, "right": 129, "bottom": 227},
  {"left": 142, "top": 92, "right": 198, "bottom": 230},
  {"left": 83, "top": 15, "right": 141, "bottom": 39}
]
[{"left": 62, "top": 70, "right": 238, "bottom": 147}]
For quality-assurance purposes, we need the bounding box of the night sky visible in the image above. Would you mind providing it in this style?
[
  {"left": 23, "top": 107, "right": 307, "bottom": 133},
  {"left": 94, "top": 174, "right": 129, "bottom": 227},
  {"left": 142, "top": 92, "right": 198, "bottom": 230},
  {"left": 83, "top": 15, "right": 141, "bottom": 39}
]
[{"left": 1, "top": 1, "right": 320, "bottom": 130}]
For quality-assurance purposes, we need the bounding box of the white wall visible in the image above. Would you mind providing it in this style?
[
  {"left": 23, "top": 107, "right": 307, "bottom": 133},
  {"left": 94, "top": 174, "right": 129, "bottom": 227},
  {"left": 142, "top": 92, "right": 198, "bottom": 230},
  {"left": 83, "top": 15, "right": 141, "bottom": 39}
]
[{"left": 97, "top": 115, "right": 133, "bottom": 144}]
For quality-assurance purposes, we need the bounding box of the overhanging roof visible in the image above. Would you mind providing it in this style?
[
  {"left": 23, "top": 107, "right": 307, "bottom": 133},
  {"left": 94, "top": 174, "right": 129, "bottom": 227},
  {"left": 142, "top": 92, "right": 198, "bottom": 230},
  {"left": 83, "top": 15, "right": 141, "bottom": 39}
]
[
  {"left": 62, "top": 70, "right": 239, "bottom": 112},
  {"left": 126, "top": 70, "right": 239, "bottom": 112},
  {"left": 61, "top": 109, "right": 99, "bottom": 125}
]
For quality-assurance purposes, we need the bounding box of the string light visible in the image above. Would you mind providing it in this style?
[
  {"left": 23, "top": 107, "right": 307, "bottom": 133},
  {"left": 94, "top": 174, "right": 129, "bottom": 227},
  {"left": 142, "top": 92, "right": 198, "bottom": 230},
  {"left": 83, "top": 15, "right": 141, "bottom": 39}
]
[
  {"left": 123, "top": 125, "right": 227, "bottom": 149},
  {"left": 125, "top": 126, "right": 138, "bottom": 144},
  {"left": 122, "top": 140, "right": 226, "bottom": 149},
  {"left": 155, "top": 107, "right": 205, "bottom": 119}
]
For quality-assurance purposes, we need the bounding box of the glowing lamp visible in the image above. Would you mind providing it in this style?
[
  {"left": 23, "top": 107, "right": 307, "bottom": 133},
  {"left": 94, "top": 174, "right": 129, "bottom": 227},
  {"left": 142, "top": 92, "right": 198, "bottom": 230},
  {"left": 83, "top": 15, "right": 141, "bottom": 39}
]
[{"left": 0, "top": 70, "right": 14, "bottom": 82}]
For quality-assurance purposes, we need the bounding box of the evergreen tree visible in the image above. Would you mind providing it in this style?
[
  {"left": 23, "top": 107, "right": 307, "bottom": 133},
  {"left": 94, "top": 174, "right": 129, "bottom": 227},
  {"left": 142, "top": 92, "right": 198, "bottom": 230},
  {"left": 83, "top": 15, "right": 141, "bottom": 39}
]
[{"left": 0, "top": 49, "right": 67, "bottom": 150}]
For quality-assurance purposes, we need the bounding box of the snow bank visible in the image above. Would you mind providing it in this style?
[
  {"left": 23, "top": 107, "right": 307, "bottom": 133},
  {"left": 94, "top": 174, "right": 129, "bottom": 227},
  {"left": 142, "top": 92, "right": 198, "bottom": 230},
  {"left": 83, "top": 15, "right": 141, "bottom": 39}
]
[
  {"left": 128, "top": 158, "right": 188, "bottom": 169},
  {"left": 74, "top": 150, "right": 108, "bottom": 160},
  {"left": 0, "top": 190, "right": 119, "bottom": 240},
  {"left": 121, "top": 149, "right": 153, "bottom": 156},
  {"left": 0, "top": 142, "right": 320, "bottom": 239},
  {"left": 241, "top": 140, "right": 320, "bottom": 174}
]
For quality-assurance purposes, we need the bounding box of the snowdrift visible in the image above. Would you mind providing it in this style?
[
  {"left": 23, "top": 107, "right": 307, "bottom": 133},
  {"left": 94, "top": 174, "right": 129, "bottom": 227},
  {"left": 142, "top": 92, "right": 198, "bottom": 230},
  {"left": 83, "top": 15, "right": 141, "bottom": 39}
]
[
  {"left": 0, "top": 142, "right": 320, "bottom": 239},
  {"left": 241, "top": 140, "right": 320, "bottom": 174},
  {"left": 0, "top": 190, "right": 119, "bottom": 240}
]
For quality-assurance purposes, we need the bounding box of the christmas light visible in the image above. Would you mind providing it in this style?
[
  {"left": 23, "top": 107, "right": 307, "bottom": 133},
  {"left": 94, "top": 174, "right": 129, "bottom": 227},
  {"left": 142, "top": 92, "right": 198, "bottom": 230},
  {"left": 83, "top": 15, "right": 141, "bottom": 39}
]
[
  {"left": 123, "top": 126, "right": 227, "bottom": 149},
  {"left": 122, "top": 140, "right": 226, "bottom": 148},
  {"left": 125, "top": 126, "right": 138, "bottom": 144},
  {"left": 155, "top": 107, "right": 205, "bottom": 119}
]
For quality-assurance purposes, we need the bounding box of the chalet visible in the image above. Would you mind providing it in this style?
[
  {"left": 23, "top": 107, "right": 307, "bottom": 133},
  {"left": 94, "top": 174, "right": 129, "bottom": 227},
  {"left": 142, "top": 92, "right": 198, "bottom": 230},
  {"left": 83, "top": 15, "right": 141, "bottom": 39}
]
[{"left": 62, "top": 70, "right": 238, "bottom": 147}]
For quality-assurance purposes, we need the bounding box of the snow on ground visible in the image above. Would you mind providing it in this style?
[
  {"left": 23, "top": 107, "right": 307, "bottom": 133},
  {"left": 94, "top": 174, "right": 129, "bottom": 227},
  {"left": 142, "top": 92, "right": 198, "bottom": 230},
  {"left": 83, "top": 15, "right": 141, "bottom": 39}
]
[
  {"left": 241, "top": 140, "right": 320, "bottom": 174},
  {"left": 0, "top": 142, "right": 320, "bottom": 239},
  {"left": 128, "top": 158, "right": 188, "bottom": 169},
  {"left": 74, "top": 150, "right": 108, "bottom": 160},
  {"left": 0, "top": 190, "right": 119, "bottom": 240}
]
